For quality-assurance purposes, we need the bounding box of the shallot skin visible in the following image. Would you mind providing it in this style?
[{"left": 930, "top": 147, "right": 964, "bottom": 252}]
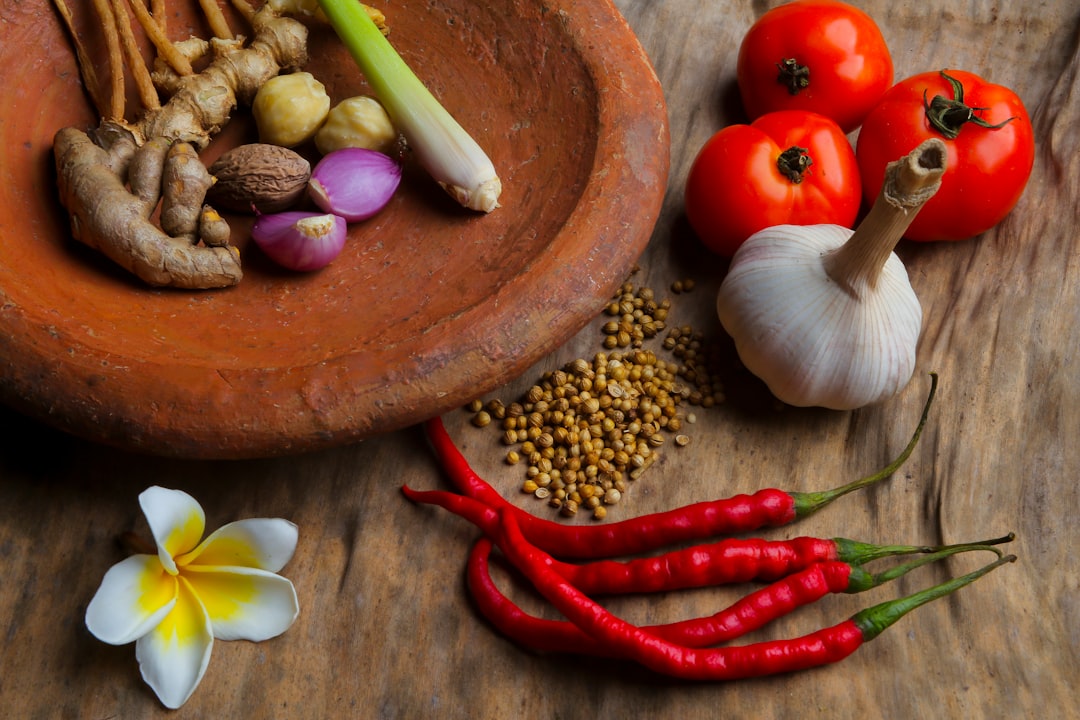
[
  {"left": 308, "top": 147, "right": 401, "bottom": 222},
  {"left": 251, "top": 211, "right": 348, "bottom": 272}
]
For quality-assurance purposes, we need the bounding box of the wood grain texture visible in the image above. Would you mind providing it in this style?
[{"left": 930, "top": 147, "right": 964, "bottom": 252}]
[{"left": 1, "top": 0, "right": 1076, "bottom": 718}]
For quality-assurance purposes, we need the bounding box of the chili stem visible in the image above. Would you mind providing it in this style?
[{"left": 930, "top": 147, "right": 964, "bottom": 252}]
[
  {"left": 846, "top": 540, "right": 1007, "bottom": 592},
  {"left": 791, "top": 372, "right": 937, "bottom": 517},
  {"left": 838, "top": 531, "right": 1015, "bottom": 566},
  {"left": 853, "top": 554, "right": 1017, "bottom": 641},
  {"left": 470, "top": 536, "right": 1008, "bottom": 655},
  {"left": 406, "top": 482, "right": 1014, "bottom": 596},
  {"left": 495, "top": 508, "right": 1014, "bottom": 679}
]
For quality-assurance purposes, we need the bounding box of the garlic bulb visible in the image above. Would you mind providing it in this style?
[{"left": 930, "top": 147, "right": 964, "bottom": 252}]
[{"left": 717, "top": 139, "right": 947, "bottom": 410}]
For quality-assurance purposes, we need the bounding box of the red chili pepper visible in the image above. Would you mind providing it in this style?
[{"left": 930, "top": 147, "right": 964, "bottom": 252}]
[
  {"left": 466, "top": 536, "right": 1006, "bottom": 655},
  {"left": 492, "top": 508, "right": 1014, "bottom": 680},
  {"left": 403, "top": 484, "right": 1011, "bottom": 596},
  {"left": 401, "top": 485, "right": 501, "bottom": 535},
  {"left": 423, "top": 374, "right": 937, "bottom": 559},
  {"left": 407, "top": 485, "right": 844, "bottom": 592},
  {"left": 551, "top": 534, "right": 1006, "bottom": 596}
]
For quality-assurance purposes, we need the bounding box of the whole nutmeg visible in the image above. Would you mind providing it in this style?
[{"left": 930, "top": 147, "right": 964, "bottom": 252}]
[{"left": 208, "top": 143, "right": 311, "bottom": 213}]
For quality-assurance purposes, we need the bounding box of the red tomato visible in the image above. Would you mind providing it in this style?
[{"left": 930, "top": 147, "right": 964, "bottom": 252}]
[
  {"left": 855, "top": 69, "right": 1035, "bottom": 242},
  {"left": 737, "top": 0, "right": 893, "bottom": 133},
  {"left": 684, "top": 110, "right": 861, "bottom": 257}
]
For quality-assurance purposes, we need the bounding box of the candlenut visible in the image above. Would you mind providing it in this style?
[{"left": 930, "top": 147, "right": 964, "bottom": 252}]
[
  {"left": 252, "top": 71, "right": 330, "bottom": 147},
  {"left": 315, "top": 96, "right": 398, "bottom": 155}
]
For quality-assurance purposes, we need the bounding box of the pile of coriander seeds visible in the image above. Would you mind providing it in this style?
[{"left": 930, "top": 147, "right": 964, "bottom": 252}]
[{"left": 467, "top": 280, "right": 724, "bottom": 521}]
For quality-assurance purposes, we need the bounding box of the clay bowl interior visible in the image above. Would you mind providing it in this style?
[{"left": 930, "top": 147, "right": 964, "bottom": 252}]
[{"left": 0, "top": 0, "right": 669, "bottom": 459}]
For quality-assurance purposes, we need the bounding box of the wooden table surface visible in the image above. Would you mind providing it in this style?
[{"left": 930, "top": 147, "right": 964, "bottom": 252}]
[{"left": 3, "top": 0, "right": 1077, "bottom": 717}]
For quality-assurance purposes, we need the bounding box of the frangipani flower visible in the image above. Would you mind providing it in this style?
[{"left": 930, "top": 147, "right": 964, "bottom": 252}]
[{"left": 86, "top": 486, "right": 300, "bottom": 709}]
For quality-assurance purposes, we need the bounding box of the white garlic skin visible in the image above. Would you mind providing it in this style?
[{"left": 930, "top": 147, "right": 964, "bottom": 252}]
[{"left": 717, "top": 224, "right": 922, "bottom": 410}]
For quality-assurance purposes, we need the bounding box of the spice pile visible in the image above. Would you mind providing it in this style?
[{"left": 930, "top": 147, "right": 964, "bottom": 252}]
[
  {"left": 407, "top": 375, "right": 1017, "bottom": 679},
  {"left": 466, "top": 280, "right": 724, "bottom": 521}
]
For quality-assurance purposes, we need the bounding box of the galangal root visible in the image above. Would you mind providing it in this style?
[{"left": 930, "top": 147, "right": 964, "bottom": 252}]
[{"left": 51, "top": 0, "right": 316, "bottom": 288}]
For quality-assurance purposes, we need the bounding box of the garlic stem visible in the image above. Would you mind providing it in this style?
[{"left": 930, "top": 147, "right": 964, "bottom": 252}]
[
  {"left": 823, "top": 138, "right": 947, "bottom": 297},
  {"left": 315, "top": 0, "right": 502, "bottom": 212}
]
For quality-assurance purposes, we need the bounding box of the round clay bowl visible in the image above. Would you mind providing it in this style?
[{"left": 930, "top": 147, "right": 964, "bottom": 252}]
[{"left": 0, "top": 0, "right": 669, "bottom": 459}]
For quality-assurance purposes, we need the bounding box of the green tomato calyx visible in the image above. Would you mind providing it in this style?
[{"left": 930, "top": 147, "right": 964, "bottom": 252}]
[{"left": 923, "top": 70, "right": 1016, "bottom": 140}]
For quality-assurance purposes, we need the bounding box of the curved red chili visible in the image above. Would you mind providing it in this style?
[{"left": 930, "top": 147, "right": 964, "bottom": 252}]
[
  {"left": 467, "top": 535, "right": 1009, "bottom": 654},
  {"left": 407, "top": 484, "right": 836, "bottom": 591},
  {"left": 492, "top": 508, "right": 1014, "bottom": 680},
  {"left": 553, "top": 535, "right": 925, "bottom": 595},
  {"left": 403, "top": 484, "right": 815, "bottom": 584},
  {"left": 422, "top": 374, "right": 937, "bottom": 559},
  {"left": 552, "top": 532, "right": 1010, "bottom": 596},
  {"left": 402, "top": 484, "right": 1011, "bottom": 596},
  {"left": 402, "top": 485, "right": 501, "bottom": 535},
  {"left": 423, "top": 414, "right": 790, "bottom": 557},
  {"left": 466, "top": 537, "right": 851, "bottom": 655},
  {"left": 558, "top": 535, "right": 844, "bottom": 594}
]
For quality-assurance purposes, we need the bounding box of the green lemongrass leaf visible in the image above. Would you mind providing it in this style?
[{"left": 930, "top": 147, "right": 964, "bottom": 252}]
[{"left": 316, "top": 0, "right": 502, "bottom": 212}]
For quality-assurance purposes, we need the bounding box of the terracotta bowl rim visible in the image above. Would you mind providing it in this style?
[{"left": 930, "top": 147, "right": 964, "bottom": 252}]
[{"left": 0, "top": 0, "right": 671, "bottom": 459}]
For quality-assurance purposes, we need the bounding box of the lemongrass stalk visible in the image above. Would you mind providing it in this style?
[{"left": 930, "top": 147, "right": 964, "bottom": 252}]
[{"left": 315, "top": 0, "right": 502, "bottom": 212}]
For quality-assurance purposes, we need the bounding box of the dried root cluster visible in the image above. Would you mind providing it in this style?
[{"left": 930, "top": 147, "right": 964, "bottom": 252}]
[{"left": 52, "top": 0, "right": 314, "bottom": 288}]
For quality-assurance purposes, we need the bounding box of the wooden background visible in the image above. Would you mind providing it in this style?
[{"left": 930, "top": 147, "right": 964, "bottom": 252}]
[{"left": 2, "top": 0, "right": 1077, "bottom": 717}]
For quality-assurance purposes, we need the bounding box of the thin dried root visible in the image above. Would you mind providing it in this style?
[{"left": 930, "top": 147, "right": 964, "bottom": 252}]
[
  {"left": 230, "top": 0, "right": 257, "bottom": 24},
  {"left": 109, "top": 0, "right": 160, "bottom": 111},
  {"left": 52, "top": 0, "right": 110, "bottom": 118},
  {"left": 124, "top": 0, "right": 195, "bottom": 76},
  {"left": 198, "top": 0, "right": 235, "bottom": 40},
  {"left": 90, "top": 0, "right": 126, "bottom": 120},
  {"left": 150, "top": 37, "right": 214, "bottom": 98},
  {"left": 150, "top": 0, "right": 167, "bottom": 30}
]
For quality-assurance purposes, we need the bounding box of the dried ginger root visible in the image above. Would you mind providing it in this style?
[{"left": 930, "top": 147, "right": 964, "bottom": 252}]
[
  {"left": 52, "top": 2, "right": 309, "bottom": 289},
  {"left": 54, "top": 127, "right": 242, "bottom": 286}
]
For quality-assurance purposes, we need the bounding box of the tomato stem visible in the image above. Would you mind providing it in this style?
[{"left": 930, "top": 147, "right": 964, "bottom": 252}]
[
  {"left": 776, "top": 145, "right": 813, "bottom": 184},
  {"left": 776, "top": 57, "right": 810, "bottom": 95},
  {"left": 924, "top": 70, "right": 1016, "bottom": 140}
]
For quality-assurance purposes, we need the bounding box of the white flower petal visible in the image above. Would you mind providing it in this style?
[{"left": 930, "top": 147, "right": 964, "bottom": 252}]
[
  {"left": 183, "top": 565, "right": 300, "bottom": 642},
  {"left": 135, "top": 576, "right": 214, "bottom": 709},
  {"left": 139, "top": 487, "right": 205, "bottom": 574},
  {"left": 180, "top": 518, "right": 298, "bottom": 573},
  {"left": 85, "top": 554, "right": 177, "bottom": 645}
]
